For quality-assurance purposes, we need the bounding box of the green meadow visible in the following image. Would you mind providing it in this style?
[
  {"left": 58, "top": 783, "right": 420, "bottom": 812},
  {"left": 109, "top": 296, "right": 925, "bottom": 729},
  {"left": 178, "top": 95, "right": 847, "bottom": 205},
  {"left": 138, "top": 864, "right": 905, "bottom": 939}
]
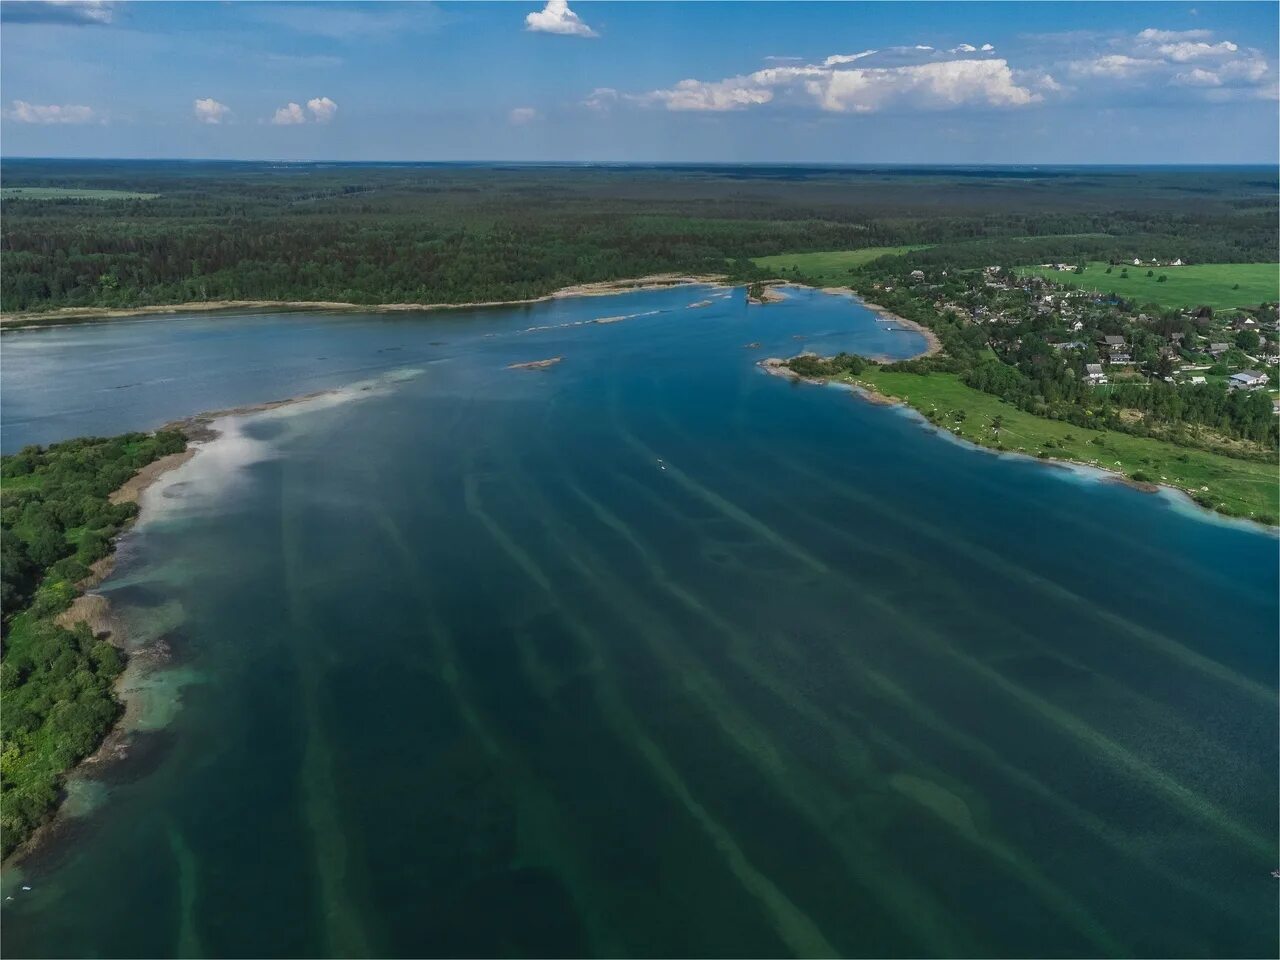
[
  {"left": 848, "top": 368, "right": 1279, "bottom": 524},
  {"left": 1, "top": 187, "right": 159, "bottom": 201},
  {"left": 752, "top": 246, "right": 929, "bottom": 283},
  {"left": 1017, "top": 261, "right": 1279, "bottom": 310}
]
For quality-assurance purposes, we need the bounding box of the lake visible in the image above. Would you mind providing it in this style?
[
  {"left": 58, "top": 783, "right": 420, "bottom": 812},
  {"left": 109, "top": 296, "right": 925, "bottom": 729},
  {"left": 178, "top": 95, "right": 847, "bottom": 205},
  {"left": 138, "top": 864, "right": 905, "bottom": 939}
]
[{"left": 2, "top": 285, "right": 1276, "bottom": 958}]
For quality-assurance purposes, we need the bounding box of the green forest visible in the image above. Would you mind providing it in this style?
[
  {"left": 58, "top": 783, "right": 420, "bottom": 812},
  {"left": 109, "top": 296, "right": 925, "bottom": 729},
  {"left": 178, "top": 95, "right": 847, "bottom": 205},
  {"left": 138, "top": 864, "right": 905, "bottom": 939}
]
[
  {"left": 0, "top": 431, "right": 187, "bottom": 857},
  {"left": 2, "top": 160, "right": 1276, "bottom": 313}
]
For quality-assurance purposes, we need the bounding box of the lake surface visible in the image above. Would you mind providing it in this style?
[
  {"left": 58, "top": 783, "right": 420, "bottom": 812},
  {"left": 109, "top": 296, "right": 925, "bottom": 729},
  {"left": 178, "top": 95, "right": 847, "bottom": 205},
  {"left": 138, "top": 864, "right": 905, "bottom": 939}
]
[{"left": 2, "top": 286, "right": 1276, "bottom": 958}]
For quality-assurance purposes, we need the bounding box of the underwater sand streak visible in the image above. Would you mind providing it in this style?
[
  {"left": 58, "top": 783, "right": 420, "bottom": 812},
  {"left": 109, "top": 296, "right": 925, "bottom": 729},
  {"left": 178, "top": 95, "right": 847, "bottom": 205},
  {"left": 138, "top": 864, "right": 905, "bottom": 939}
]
[{"left": 462, "top": 458, "right": 839, "bottom": 959}]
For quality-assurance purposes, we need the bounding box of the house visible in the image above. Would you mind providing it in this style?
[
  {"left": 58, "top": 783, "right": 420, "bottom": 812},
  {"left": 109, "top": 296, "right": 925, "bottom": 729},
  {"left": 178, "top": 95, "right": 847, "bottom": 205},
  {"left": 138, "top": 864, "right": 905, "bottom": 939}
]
[
  {"left": 1083, "top": 363, "right": 1108, "bottom": 385},
  {"left": 1171, "top": 258, "right": 1184, "bottom": 266},
  {"left": 909, "top": 270, "right": 925, "bottom": 281},
  {"left": 1070, "top": 319, "right": 1085, "bottom": 332},
  {"left": 1051, "top": 340, "right": 1086, "bottom": 351},
  {"left": 1228, "top": 370, "right": 1269, "bottom": 391},
  {"left": 1167, "top": 332, "right": 1185, "bottom": 345},
  {"left": 1097, "top": 335, "right": 1130, "bottom": 364},
  {"left": 1187, "top": 376, "right": 1207, "bottom": 385},
  {"left": 1208, "top": 342, "right": 1231, "bottom": 359},
  {"left": 1098, "top": 334, "right": 1127, "bottom": 352}
]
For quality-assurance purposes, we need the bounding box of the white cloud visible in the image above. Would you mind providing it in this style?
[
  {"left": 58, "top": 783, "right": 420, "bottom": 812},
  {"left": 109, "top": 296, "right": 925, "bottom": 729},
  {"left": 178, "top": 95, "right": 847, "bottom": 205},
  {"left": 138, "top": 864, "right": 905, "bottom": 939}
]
[
  {"left": 1064, "top": 27, "right": 1271, "bottom": 98},
  {"left": 1136, "top": 28, "right": 1212, "bottom": 42},
  {"left": 268, "top": 98, "right": 338, "bottom": 125},
  {"left": 271, "top": 102, "right": 307, "bottom": 125},
  {"left": 639, "top": 76, "right": 774, "bottom": 112},
  {"left": 1068, "top": 54, "right": 1163, "bottom": 79},
  {"left": 613, "top": 27, "right": 1271, "bottom": 118},
  {"left": 307, "top": 96, "right": 338, "bottom": 122},
  {"left": 823, "top": 50, "right": 877, "bottom": 67},
  {"left": 1155, "top": 40, "right": 1238, "bottom": 62},
  {"left": 582, "top": 87, "right": 619, "bottom": 112},
  {"left": 193, "top": 97, "right": 230, "bottom": 124},
  {"left": 807, "top": 59, "right": 1039, "bottom": 112},
  {"left": 509, "top": 106, "right": 537, "bottom": 125},
  {"left": 631, "top": 50, "right": 1039, "bottom": 115},
  {"left": 1174, "top": 67, "right": 1222, "bottom": 87},
  {"left": 1, "top": 1, "right": 116, "bottom": 25},
  {"left": 524, "top": 0, "right": 596, "bottom": 37},
  {"left": 6, "top": 100, "right": 95, "bottom": 123}
]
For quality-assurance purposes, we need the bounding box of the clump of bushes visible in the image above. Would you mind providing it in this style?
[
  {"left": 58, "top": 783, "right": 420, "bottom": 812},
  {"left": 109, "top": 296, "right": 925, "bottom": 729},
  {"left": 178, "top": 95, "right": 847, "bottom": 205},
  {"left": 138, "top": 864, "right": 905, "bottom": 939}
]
[{"left": 1, "top": 429, "right": 186, "bottom": 857}]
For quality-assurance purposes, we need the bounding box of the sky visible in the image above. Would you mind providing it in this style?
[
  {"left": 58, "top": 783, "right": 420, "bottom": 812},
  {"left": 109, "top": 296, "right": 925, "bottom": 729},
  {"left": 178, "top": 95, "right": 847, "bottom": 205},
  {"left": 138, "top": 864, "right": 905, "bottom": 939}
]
[{"left": 1, "top": 0, "right": 1277, "bottom": 164}]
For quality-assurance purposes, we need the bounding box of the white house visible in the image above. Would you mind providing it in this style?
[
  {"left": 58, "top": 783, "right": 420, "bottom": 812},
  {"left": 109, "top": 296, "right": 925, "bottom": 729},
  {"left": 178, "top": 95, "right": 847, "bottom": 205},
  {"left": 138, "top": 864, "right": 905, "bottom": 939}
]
[
  {"left": 1229, "top": 370, "right": 1269, "bottom": 391},
  {"left": 1083, "top": 363, "right": 1108, "bottom": 385}
]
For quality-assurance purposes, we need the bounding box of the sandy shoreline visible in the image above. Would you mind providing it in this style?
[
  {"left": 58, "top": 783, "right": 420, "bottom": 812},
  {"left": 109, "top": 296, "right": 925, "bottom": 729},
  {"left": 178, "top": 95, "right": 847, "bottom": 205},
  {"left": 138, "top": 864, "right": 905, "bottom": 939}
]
[
  {"left": 0, "top": 273, "right": 729, "bottom": 329},
  {"left": 10, "top": 388, "right": 358, "bottom": 865}
]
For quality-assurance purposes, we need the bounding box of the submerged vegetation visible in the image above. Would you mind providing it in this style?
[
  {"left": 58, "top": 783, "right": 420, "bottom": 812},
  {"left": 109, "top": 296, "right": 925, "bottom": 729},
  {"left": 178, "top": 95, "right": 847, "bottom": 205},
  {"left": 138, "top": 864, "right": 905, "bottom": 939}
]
[{"left": 0, "top": 431, "right": 186, "bottom": 858}]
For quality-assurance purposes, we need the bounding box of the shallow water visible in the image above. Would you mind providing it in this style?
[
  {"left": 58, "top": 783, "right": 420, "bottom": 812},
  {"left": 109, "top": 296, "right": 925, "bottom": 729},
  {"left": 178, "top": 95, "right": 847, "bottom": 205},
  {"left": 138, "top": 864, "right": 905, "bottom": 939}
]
[{"left": 2, "top": 286, "right": 1276, "bottom": 957}]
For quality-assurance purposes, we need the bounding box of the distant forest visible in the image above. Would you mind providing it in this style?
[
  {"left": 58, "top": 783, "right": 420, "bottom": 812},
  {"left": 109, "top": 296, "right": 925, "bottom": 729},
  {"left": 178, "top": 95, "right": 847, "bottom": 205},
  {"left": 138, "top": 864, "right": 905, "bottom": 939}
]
[{"left": 1, "top": 160, "right": 1276, "bottom": 312}]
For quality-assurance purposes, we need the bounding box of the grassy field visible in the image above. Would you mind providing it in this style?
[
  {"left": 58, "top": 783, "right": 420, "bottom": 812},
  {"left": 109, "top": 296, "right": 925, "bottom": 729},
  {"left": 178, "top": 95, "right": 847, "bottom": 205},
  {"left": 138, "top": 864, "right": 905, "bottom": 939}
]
[
  {"left": 753, "top": 246, "right": 929, "bottom": 283},
  {"left": 1016, "top": 261, "right": 1278, "bottom": 309},
  {"left": 845, "top": 368, "right": 1278, "bottom": 524},
  {"left": 1, "top": 187, "right": 159, "bottom": 201}
]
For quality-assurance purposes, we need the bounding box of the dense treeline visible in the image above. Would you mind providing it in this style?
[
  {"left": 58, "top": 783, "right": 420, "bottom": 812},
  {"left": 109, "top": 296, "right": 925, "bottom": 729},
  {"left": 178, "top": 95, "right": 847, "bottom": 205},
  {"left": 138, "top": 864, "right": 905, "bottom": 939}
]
[
  {"left": 1, "top": 431, "right": 186, "bottom": 857},
  {"left": 2, "top": 161, "right": 1275, "bottom": 312}
]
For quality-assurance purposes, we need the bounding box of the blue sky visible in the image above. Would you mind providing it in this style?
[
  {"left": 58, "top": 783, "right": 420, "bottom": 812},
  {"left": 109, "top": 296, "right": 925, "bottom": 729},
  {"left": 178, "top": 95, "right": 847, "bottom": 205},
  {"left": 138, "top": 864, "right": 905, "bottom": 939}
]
[{"left": 2, "top": 1, "right": 1277, "bottom": 163}]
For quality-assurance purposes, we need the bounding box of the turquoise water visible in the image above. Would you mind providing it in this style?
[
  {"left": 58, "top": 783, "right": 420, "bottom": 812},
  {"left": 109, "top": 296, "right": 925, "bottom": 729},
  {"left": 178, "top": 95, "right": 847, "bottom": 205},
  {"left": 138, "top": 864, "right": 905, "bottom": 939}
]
[{"left": 2, "top": 286, "right": 1276, "bottom": 957}]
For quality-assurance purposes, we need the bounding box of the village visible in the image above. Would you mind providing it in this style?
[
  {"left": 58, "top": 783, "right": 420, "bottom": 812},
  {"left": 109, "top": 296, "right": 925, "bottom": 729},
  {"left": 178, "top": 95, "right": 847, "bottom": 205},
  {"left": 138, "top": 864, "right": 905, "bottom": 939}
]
[{"left": 880, "top": 263, "right": 1280, "bottom": 415}]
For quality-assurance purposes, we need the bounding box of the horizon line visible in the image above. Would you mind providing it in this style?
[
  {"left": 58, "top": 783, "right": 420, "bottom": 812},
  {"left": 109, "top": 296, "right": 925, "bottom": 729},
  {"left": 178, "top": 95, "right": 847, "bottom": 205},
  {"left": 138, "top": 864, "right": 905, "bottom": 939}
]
[{"left": 3, "top": 156, "right": 1278, "bottom": 168}]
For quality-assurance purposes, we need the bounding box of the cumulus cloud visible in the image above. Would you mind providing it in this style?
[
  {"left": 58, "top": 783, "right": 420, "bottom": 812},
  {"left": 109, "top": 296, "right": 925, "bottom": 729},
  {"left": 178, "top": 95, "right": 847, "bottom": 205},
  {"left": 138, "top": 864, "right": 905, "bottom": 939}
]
[
  {"left": 509, "top": 106, "right": 537, "bottom": 124},
  {"left": 1064, "top": 27, "right": 1271, "bottom": 98},
  {"left": 193, "top": 98, "right": 230, "bottom": 124},
  {"left": 6, "top": 100, "right": 95, "bottom": 123},
  {"left": 524, "top": 0, "right": 596, "bottom": 37},
  {"left": 600, "top": 27, "right": 1272, "bottom": 118},
  {"left": 638, "top": 77, "right": 774, "bottom": 111},
  {"left": 807, "top": 59, "right": 1038, "bottom": 112},
  {"left": 629, "top": 47, "right": 1042, "bottom": 114},
  {"left": 307, "top": 96, "right": 338, "bottom": 122},
  {"left": 1155, "top": 40, "right": 1238, "bottom": 62},
  {"left": 269, "top": 97, "right": 338, "bottom": 125},
  {"left": 1, "top": 0, "right": 116, "bottom": 25},
  {"left": 1136, "top": 28, "right": 1211, "bottom": 42},
  {"left": 271, "top": 102, "right": 307, "bottom": 125},
  {"left": 1174, "top": 67, "right": 1222, "bottom": 87}
]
